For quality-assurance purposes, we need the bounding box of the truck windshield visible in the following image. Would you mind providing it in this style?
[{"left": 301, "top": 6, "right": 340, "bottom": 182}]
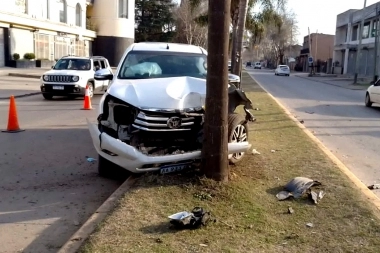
[{"left": 118, "top": 51, "right": 207, "bottom": 79}]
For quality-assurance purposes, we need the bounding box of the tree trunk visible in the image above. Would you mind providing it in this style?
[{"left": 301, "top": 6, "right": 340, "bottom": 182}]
[
  {"left": 231, "top": 0, "right": 249, "bottom": 76},
  {"left": 230, "top": 8, "right": 239, "bottom": 72},
  {"left": 200, "top": 0, "right": 231, "bottom": 182}
]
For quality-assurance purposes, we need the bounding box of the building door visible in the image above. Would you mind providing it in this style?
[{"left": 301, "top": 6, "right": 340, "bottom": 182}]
[{"left": 0, "top": 28, "right": 5, "bottom": 67}]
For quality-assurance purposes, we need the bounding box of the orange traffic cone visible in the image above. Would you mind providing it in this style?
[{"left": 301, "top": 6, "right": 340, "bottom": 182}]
[
  {"left": 81, "top": 84, "right": 92, "bottom": 110},
  {"left": 2, "top": 95, "right": 25, "bottom": 133}
]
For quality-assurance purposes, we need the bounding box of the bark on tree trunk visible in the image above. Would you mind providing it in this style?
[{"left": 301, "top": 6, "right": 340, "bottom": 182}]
[
  {"left": 200, "top": 0, "right": 231, "bottom": 182},
  {"left": 231, "top": 0, "right": 249, "bottom": 76}
]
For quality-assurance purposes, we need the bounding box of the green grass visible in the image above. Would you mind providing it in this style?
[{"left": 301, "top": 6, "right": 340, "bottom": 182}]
[{"left": 79, "top": 72, "right": 380, "bottom": 253}]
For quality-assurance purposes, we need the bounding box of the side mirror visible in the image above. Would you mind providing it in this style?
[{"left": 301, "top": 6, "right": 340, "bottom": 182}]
[{"left": 95, "top": 69, "right": 113, "bottom": 81}]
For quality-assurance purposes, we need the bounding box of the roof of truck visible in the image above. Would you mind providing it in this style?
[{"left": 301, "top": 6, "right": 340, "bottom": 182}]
[{"left": 131, "top": 42, "right": 207, "bottom": 55}]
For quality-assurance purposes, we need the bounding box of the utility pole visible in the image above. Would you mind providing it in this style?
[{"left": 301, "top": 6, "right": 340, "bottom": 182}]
[
  {"left": 374, "top": 3, "right": 379, "bottom": 82},
  {"left": 201, "top": 0, "right": 231, "bottom": 182},
  {"left": 354, "top": 0, "right": 367, "bottom": 84}
]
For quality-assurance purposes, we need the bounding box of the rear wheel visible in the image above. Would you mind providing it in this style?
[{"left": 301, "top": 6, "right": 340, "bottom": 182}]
[
  {"left": 365, "top": 92, "right": 373, "bottom": 107},
  {"left": 228, "top": 113, "right": 249, "bottom": 165}
]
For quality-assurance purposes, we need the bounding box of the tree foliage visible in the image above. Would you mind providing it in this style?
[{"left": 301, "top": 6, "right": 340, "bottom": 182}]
[{"left": 135, "top": 0, "right": 176, "bottom": 42}]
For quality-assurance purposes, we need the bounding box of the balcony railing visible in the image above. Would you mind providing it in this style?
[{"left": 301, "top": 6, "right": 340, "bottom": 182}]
[{"left": 86, "top": 18, "right": 96, "bottom": 31}]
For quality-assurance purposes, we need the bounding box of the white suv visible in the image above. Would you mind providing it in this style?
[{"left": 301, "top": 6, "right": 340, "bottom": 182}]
[{"left": 40, "top": 56, "right": 112, "bottom": 100}]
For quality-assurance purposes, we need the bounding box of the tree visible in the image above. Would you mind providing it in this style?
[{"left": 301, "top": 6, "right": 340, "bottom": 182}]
[
  {"left": 201, "top": 0, "right": 231, "bottom": 182},
  {"left": 230, "top": 0, "right": 286, "bottom": 76},
  {"left": 135, "top": 0, "right": 176, "bottom": 42},
  {"left": 259, "top": 10, "right": 298, "bottom": 66},
  {"left": 172, "top": 0, "right": 208, "bottom": 48}
]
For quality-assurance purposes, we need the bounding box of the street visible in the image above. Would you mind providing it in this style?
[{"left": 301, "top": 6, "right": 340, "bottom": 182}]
[
  {"left": 0, "top": 80, "right": 121, "bottom": 253},
  {"left": 247, "top": 68, "right": 380, "bottom": 197}
]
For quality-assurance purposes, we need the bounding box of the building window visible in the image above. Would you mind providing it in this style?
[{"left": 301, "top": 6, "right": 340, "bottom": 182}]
[
  {"left": 352, "top": 25, "right": 358, "bottom": 41},
  {"left": 58, "top": 0, "right": 67, "bottom": 23},
  {"left": 76, "top": 3, "right": 82, "bottom": 27},
  {"left": 118, "top": 0, "right": 128, "bottom": 18},
  {"left": 15, "top": 0, "right": 27, "bottom": 14},
  {"left": 47, "top": 0, "right": 50, "bottom": 19},
  {"left": 35, "top": 33, "right": 51, "bottom": 60},
  {"left": 362, "top": 21, "right": 370, "bottom": 39}
]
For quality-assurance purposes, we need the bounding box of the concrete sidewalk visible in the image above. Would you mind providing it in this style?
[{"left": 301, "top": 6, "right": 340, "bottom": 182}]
[
  {"left": 295, "top": 73, "right": 371, "bottom": 90},
  {"left": 0, "top": 76, "right": 42, "bottom": 99}
]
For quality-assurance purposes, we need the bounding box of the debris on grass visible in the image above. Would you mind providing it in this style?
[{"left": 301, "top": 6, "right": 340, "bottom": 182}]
[
  {"left": 168, "top": 207, "right": 213, "bottom": 229},
  {"left": 288, "top": 207, "right": 294, "bottom": 214},
  {"left": 306, "top": 223, "right": 314, "bottom": 228},
  {"left": 368, "top": 184, "right": 380, "bottom": 190},
  {"left": 309, "top": 190, "right": 326, "bottom": 204},
  {"left": 252, "top": 149, "right": 261, "bottom": 155},
  {"left": 276, "top": 177, "right": 322, "bottom": 201}
]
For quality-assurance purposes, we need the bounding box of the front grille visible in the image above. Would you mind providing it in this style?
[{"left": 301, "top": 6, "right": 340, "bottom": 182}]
[
  {"left": 132, "top": 112, "right": 196, "bottom": 131},
  {"left": 46, "top": 75, "right": 74, "bottom": 83}
]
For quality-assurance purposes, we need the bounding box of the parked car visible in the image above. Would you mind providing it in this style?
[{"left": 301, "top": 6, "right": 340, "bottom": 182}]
[
  {"left": 88, "top": 42, "right": 256, "bottom": 177},
  {"left": 40, "top": 56, "right": 112, "bottom": 100},
  {"left": 365, "top": 79, "right": 380, "bottom": 107},
  {"left": 254, "top": 62, "right": 262, "bottom": 69},
  {"left": 275, "top": 65, "right": 290, "bottom": 76},
  {"left": 246, "top": 62, "right": 252, "bottom": 67}
]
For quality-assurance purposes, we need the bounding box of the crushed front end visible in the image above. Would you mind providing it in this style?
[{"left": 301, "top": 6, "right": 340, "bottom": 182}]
[{"left": 87, "top": 93, "right": 252, "bottom": 174}]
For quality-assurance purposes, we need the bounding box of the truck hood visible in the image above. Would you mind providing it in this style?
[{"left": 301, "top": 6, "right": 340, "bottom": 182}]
[
  {"left": 43, "top": 69, "right": 85, "bottom": 75},
  {"left": 107, "top": 77, "right": 207, "bottom": 110}
]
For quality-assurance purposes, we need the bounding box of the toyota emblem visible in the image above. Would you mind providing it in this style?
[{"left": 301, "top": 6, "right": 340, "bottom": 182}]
[{"left": 167, "top": 117, "right": 182, "bottom": 129}]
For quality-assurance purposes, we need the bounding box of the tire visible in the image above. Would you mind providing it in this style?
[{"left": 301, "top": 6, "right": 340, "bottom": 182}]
[
  {"left": 87, "top": 82, "right": 94, "bottom": 98},
  {"left": 98, "top": 155, "right": 115, "bottom": 178},
  {"left": 98, "top": 154, "right": 131, "bottom": 179},
  {"left": 228, "top": 113, "right": 249, "bottom": 164},
  {"left": 365, "top": 92, "right": 373, "bottom": 107},
  {"left": 42, "top": 93, "right": 53, "bottom": 100}
]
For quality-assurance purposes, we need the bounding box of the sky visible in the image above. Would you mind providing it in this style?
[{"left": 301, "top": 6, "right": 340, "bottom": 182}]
[{"left": 288, "top": 0, "right": 378, "bottom": 44}]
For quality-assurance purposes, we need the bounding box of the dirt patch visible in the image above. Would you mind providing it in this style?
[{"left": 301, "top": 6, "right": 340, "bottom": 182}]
[{"left": 79, "top": 72, "right": 380, "bottom": 253}]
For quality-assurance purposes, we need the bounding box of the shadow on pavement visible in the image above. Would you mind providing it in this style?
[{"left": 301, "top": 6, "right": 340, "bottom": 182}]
[{"left": 0, "top": 127, "right": 123, "bottom": 253}]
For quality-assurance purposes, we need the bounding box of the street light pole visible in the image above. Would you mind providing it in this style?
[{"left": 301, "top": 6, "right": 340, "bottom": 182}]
[{"left": 354, "top": 0, "right": 367, "bottom": 84}]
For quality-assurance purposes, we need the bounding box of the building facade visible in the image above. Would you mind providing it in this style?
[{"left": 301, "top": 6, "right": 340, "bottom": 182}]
[
  {"left": 0, "top": 0, "right": 135, "bottom": 67},
  {"left": 299, "top": 33, "right": 334, "bottom": 72},
  {"left": 333, "top": 3, "right": 380, "bottom": 76}
]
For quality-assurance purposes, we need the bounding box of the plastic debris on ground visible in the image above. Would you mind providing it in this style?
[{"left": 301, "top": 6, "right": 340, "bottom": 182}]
[
  {"left": 275, "top": 177, "right": 324, "bottom": 204},
  {"left": 168, "top": 207, "right": 214, "bottom": 229},
  {"left": 86, "top": 157, "right": 97, "bottom": 162}
]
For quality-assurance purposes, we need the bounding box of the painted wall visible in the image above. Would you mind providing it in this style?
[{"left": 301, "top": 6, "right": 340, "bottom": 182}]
[{"left": 91, "top": 0, "right": 135, "bottom": 39}]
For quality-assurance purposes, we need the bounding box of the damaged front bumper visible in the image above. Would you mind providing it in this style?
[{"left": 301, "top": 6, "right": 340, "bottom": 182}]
[{"left": 87, "top": 119, "right": 252, "bottom": 173}]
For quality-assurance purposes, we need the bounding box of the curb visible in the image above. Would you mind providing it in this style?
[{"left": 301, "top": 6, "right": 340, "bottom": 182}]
[
  {"left": 9, "top": 73, "right": 41, "bottom": 79},
  {"left": 58, "top": 175, "right": 137, "bottom": 253},
  {"left": 0, "top": 92, "right": 41, "bottom": 100},
  {"left": 295, "top": 75, "right": 367, "bottom": 90},
  {"left": 248, "top": 73, "right": 380, "bottom": 214}
]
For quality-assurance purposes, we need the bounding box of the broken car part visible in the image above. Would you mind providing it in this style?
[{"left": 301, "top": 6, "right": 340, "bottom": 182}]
[{"left": 276, "top": 177, "right": 322, "bottom": 200}]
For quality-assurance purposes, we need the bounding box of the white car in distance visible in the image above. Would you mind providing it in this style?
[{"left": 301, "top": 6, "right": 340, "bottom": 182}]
[
  {"left": 365, "top": 79, "right": 380, "bottom": 107},
  {"left": 275, "top": 65, "right": 290, "bottom": 76}
]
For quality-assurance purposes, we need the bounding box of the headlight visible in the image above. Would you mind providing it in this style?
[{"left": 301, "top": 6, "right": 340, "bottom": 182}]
[
  {"left": 72, "top": 76, "right": 79, "bottom": 82},
  {"left": 43, "top": 75, "right": 49, "bottom": 81}
]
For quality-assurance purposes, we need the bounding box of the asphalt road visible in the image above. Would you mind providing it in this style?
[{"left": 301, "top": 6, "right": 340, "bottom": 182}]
[
  {"left": 247, "top": 68, "right": 380, "bottom": 197},
  {"left": 0, "top": 92, "right": 122, "bottom": 252}
]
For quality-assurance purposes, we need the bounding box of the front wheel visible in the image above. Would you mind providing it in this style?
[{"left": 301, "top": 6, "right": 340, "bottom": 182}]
[
  {"left": 365, "top": 93, "right": 373, "bottom": 107},
  {"left": 86, "top": 82, "right": 94, "bottom": 98},
  {"left": 228, "top": 113, "right": 249, "bottom": 164},
  {"left": 42, "top": 93, "right": 53, "bottom": 100}
]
